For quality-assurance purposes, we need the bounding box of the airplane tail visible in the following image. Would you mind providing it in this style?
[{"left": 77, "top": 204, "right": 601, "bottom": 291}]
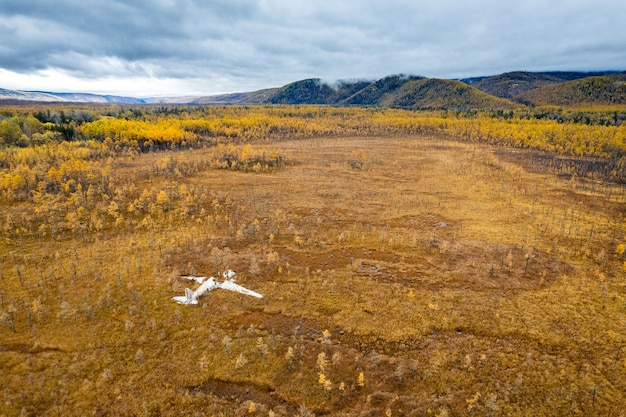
[
  {"left": 185, "top": 288, "right": 195, "bottom": 303},
  {"left": 172, "top": 288, "right": 198, "bottom": 305}
]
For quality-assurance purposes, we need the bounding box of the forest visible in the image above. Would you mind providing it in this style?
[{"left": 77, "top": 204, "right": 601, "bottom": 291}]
[{"left": 1, "top": 103, "right": 626, "bottom": 416}]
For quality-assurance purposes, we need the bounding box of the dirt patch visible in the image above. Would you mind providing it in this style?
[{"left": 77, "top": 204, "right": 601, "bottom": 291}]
[
  {"left": 415, "top": 240, "right": 571, "bottom": 291},
  {"left": 275, "top": 242, "right": 569, "bottom": 291},
  {"left": 226, "top": 310, "right": 330, "bottom": 337},
  {"left": 0, "top": 343, "right": 66, "bottom": 354},
  {"left": 276, "top": 246, "right": 410, "bottom": 272},
  {"left": 496, "top": 148, "right": 626, "bottom": 183},
  {"left": 187, "top": 377, "right": 301, "bottom": 415},
  {"left": 291, "top": 207, "right": 453, "bottom": 231}
]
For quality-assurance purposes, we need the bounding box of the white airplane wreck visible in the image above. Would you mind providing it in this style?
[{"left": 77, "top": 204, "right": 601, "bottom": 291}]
[{"left": 173, "top": 269, "right": 263, "bottom": 305}]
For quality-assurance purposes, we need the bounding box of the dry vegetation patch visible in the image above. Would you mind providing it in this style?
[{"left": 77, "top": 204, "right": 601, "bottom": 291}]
[{"left": 1, "top": 134, "right": 626, "bottom": 416}]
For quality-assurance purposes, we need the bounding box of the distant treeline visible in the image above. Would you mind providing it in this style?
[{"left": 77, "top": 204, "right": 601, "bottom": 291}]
[{"left": 1, "top": 105, "right": 626, "bottom": 203}]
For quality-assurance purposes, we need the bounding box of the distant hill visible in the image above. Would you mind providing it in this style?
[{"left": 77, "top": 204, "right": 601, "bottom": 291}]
[
  {"left": 0, "top": 88, "right": 71, "bottom": 102},
  {"left": 341, "top": 74, "right": 423, "bottom": 106},
  {"left": 192, "top": 87, "right": 280, "bottom": 105},
  {"left": 0, "top": 88, "right": 146, "bottom": 104},
  {"left": 515, "top": 74, "right": 626, "bottom": 106},
  {"left": 378, "top": 78, "right": 516, "bottom": 110},
  {"left": 270, "top": 78, "right": 373, "bottom": 105},
  {"left": 465, "top": 72, "right": 568, "bottom": 99},
  {"left": 464, "top": 71, "right": 626, "bottom": 100},
  {"left": 144, "top": 96, "right": 211, "bottom": 104},
  {"left": 197, "top": 78, "right": 373, "bottom": 105},
  {"left": 195, "top": 75, "right": 516, "bottom": 110},
  {"left": 265, "top": 78, "right": 337, "bottom": 104},
  {"left": 47, "top": 92, "right": 146, "bottom": 104}
]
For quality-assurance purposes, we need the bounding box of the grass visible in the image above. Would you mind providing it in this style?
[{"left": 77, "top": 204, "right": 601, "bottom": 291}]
[{"left": 1, "top": 134, "right": 626, "bottom": 416}]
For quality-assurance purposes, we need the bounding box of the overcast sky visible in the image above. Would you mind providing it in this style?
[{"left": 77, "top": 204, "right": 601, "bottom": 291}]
[{"left": 1, "top": 0, "right": 625, "bottom": 97}]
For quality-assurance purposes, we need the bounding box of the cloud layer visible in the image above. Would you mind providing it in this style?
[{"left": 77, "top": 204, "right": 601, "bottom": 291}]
[{"left": 1, "top": 0, "right": 625, "bottom": 96}]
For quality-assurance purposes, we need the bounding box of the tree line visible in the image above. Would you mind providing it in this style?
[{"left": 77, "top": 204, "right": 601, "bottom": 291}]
[{"left": 2, "top": 104, "right": 626, "bottom": 206}]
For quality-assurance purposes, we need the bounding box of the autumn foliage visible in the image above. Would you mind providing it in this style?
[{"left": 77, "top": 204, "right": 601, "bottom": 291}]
[
  {"left": 2, "top": 105, "right": 626, "bottom": 204},
  {"left": 1, "top": 103, "right": 626, "bottom": 416}
]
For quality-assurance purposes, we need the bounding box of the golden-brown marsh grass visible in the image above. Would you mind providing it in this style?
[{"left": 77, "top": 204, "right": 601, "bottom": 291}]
[{"left": 1, "top": 135, "right": 625, "bottom": 416}]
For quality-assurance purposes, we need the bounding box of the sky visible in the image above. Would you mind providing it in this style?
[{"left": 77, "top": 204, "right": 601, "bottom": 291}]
[{"left": 1, "top": 0, "right": 625, "bottom": 97}]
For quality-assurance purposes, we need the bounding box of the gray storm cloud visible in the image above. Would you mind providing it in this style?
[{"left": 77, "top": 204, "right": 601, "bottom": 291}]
[{"left": 1, "top": 0, "right": 625, "bottom": 95}]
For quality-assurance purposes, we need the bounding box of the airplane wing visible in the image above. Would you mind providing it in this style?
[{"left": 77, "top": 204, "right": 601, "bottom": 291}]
[
  {"left": 218, "top": 280, "right": 263, "bottom": 298},
  {"left": 180, "top": 275, "right": 207, "bottom": 284}
]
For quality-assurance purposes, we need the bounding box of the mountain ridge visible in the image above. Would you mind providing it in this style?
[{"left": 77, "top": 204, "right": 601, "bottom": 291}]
[
  {"left": 514, "top": 74, "right": 626, "bottom": 106},
  {"left": 464, "top": 71, "right": 626, "bottom": 100},
  {"left": 2, "top": 70, "right": 625, "bottom": 109}
]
